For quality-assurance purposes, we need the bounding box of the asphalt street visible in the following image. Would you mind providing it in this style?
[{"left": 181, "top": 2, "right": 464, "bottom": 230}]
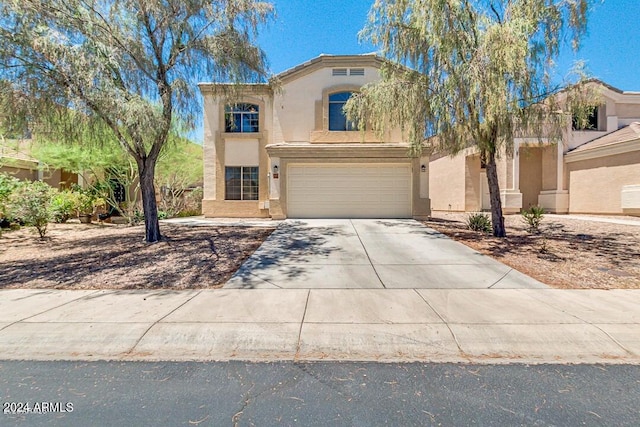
[{"left": 1, "top": 361, "right": 639, "bottom": 426}]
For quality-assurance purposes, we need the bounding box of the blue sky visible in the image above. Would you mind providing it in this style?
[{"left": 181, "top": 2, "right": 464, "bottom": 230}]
[
  {"left": 258, "top": 0, "right": 640, "bottom": 90},
  {"left": 194, "top": 1, "right": 639, "bottom": 142}
]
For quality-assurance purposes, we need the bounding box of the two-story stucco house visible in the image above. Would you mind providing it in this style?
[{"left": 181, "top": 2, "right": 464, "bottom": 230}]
[
  {"left": 429, "top": 81, "right": 640, "bottom": 216},
  {"left": 199, "top": 54, "right": 431, "bottom": 219}
]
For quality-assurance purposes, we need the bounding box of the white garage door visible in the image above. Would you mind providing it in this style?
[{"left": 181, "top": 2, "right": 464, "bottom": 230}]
[{"left": 287, "top": 163, "right": 412, "bottom": 218}]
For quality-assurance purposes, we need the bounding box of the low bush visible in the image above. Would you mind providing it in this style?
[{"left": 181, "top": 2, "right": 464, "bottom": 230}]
[
  {"left": 522, "top": 205, "right": 545, "bottom": 233},
  {"left": 50, "top": 190, "right": 77, "bottom": 223},
  {"left": 466, "top": 212, "right": 492, "bottom": 233},
  {"left": 8, "top": 180, "right": 54, "bottom": 238},
  {"left": 176, "top": 208, "right": 201, "bottom": 218}
]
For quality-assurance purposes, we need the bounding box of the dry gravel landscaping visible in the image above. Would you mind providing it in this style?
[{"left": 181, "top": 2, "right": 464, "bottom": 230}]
[
  {"left": 0, "top": 222, "right": 274, "bottom": 290},
  {"left": 1, "top": 213, "right": 639, "bottom": 290},
  {"left": 424, "top": 212, "right": 640, "bottom": 289}
]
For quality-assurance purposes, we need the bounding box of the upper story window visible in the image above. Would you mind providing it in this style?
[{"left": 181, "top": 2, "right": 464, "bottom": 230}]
[
  {"left": 328, "top": 92, "right": 357, "bottom": 131},
  {"left": 225, "top": 103, "right": 259, "bottom": 133}
]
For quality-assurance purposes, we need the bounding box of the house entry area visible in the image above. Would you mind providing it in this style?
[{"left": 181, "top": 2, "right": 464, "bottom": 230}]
[{"left": 286, "top": 163, "right": 412, "bottom": 218}]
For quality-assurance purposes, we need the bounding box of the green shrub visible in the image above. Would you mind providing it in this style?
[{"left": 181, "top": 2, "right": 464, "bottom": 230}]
[
  {"left": 9, "top": 181, "right": 54, "bottom": 238},
  {"left": 51, "top": 190, "right": 77, "bottom": 223},
  {"left": 522, "top": 205, "right": 545, "bottom": 233},
  {"left": 466, "top": 212, "right": 492, "bottom": 233},
  {"left": 0, "top": 173, "right": 20, "bottom": 226},
  {"left": 157, "top": 210, "right": 168, "bottom": 220},
  {"left": 176, "top": 208, "right": 201, "bottom": 217}
]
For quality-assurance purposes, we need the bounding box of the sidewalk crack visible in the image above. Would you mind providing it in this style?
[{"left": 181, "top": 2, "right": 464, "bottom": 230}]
[
  {"left": 414, "top": 289, "right": 467, "bottom": 359},
  {"left": 294, "top": 290, "right": 310, "bottom": 361},
  {"left": 123, "top": 290, "right": 203, "bottom": 356}
]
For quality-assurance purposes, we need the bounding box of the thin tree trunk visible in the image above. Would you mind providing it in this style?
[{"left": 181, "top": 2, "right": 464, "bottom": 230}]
[
  {"left": 485, "top": 150, "right": 506, "bottom": 237},
  {"left": 138, "top": 158, "right": 161, "bottom": 243}
]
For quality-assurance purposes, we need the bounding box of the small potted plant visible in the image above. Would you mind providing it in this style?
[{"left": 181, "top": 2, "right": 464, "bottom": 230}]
[
  {"left": 73, "top": 190, "right": 105, "bottom": 224},
  {"left": 75, "top": 192, "right": 95, "bottom": 223}
]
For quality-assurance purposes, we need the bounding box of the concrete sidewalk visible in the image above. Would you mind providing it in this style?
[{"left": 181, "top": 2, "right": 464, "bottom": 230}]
[{"left": 1, "top": 288, "right": 638, "bottom": 364}]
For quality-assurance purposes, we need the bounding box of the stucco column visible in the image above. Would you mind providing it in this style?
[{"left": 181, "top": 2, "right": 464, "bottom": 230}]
[
  {"left": 537, "top": 140, "right": 569, "bottom": 213},
  {"left": 499, "top": 147, "right": 523, "bottom": 214},
  {"left": 556, "top": 140, "right": 564, "bottom": 191},
  {"left": 513, "top": 141, "right": 520, "bottom": 191}
]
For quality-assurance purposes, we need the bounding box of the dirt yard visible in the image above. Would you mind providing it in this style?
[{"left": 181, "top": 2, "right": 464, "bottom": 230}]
[
  {"left": 424, "top": 212, "right": 640, "bottom": 289},
  {"left": 0, "top": 222, "right": 274, "bottom": 290}
]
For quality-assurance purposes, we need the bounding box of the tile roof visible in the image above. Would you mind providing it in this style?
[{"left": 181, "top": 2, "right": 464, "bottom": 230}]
[{"left": 569, "top": 122, "right": 640, "bottom": 154}]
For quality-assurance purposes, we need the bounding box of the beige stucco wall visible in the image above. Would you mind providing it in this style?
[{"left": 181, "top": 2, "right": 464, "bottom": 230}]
[
  {"left": 567, "top": 150, "right": 640, "bottom": 214},
  {"left": 274, "top": 66, "right": 382, "bottom": 143},
  {"left": 519, "top": 147, "right": 543, "bottom": 209},
  {"left": 616, "top": 103, "right": 640, "bottom": 119},
  {"left": 201, "top": 88, "right": 272, "bottom": 218},
  {"left": 428, "top": 153, "right": 467, "bottom": 211}
]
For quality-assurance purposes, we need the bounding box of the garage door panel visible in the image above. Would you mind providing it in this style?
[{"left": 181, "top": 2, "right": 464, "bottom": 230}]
[{"left": 287, "top": 164, "right": 411, "bottom": 218}]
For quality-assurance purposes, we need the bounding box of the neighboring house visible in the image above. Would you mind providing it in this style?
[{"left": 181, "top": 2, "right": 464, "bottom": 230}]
[
  {"left": 0, "top": 138, "right": 78, "bottom": 188},
  {"left": 429, "top": 81, "right": 640, "bottom": 216},
  {"left": 200, "top": 54, "right": 431, "bottom": 219}
]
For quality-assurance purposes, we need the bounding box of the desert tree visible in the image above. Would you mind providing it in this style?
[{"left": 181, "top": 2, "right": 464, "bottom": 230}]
[
  {"left": 0, "top": 0, "right": 273, "bottom": 242},
  {"left": 346, "top": 0, "right": 597, "bottom": 237}
]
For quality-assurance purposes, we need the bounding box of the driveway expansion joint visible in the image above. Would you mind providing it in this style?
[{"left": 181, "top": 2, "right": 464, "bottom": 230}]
[{"left": 350, "top": 219, "right": 386, "bottom": 288}]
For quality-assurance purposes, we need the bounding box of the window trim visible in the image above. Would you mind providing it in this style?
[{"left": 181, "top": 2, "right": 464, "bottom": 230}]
[
  {"left": 224, "top": 166, "right": 259, "bottom": 201},
  {"left": 327, "top": 90, "right": 359, "bottom": 131},
  {"left": 224, "top": 103, "right": 260, "bottom": 133}
]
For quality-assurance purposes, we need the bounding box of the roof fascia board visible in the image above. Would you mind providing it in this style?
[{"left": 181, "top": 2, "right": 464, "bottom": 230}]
[{"left": 276, "top": 55, "right": 385, "bottom": 84}]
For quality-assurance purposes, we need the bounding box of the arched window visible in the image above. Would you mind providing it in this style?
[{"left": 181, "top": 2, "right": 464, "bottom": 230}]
[
  {"left": 328, "top": 92, "right": 357, "bottom": 131},
  {"left": 225, "top": 103, "right": 259, "bottom": 133}
]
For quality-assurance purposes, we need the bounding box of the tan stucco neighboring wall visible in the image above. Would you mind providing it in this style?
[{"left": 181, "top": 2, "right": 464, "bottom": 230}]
[
  {"left": 428, "top": 153, "right": 467, "bottom": 211},
  {"left": 567, "top": 150, "right": 640, "bottom": 214},
  {"left": 617, "top": 103, "right": 640, "bottom": 119},
  {"left": 464, "top": 155, "right": 481, "bottom": 211},
  {"left": 519, "top": 147, "right": 543, "bottom": 209},
  {"left": 541, "top": 145, "right": 558, "bottom": 191},
  {"left": 0, "top": 164, "right": 37, "bottom": 181}
]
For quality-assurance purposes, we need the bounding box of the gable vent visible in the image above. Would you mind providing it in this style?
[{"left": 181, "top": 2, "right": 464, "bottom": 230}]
[
  {"left": 349, "top": 68, "right": 365, "bottom": 76},
  {"left": 332, "top": 68, "right": 348, "bottom": 76}
]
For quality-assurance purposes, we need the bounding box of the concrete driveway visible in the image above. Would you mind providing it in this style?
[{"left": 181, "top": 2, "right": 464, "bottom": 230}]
[{"left": 225, "top": 219, "right": 547, "bottom": 289}]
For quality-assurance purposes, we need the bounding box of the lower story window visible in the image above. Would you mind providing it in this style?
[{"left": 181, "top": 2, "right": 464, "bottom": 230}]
[{"left": 225, "top": 166, "right": 259, "bottom": 200}]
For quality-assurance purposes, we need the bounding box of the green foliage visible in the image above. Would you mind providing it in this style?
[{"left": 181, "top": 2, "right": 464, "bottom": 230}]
[
  {"left": 156, "top": 139, "right": 203, "bottom": 217},
  {"left": 522, "top": 206, "right": 545, "bottom": 234},
  {"left": 346, "top": 0, "right": 597, "bottom": 237},
  {"left": 71, "top": 185, "right": 105, "bottom": 215},
  {"left": 176, "top": 209, "right": 202, "bottom": 218},
  {"left": 8, "top": 181, "right": 54, "bottom": 238},
  {"left": 0, "top": 173, "right": 20, "bottom": 220},
  {"left": 50, "top": 190, "right": 77, "bottom": 223},
  {"left": 466, "top": 212, "right": 492, "bottom": 234},
  {"left": 0, "top": 0, "right": 273, "bottom": 242}
]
